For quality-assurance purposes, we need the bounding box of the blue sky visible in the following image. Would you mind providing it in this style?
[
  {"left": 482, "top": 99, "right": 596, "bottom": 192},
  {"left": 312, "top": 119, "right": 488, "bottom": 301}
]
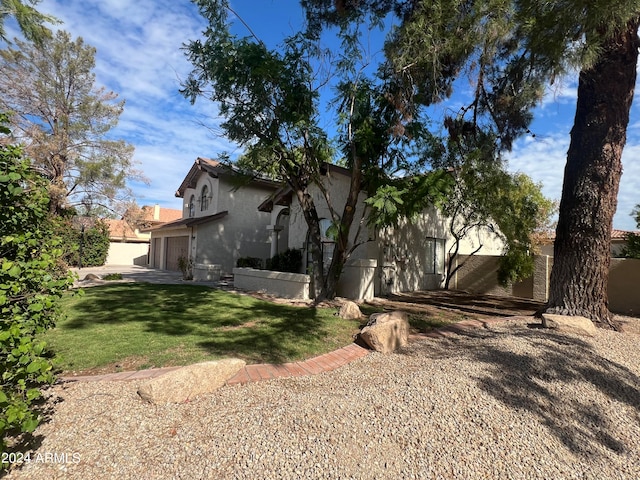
[{"left": 10, "top": 0, "right": 640, "bottom": 230}]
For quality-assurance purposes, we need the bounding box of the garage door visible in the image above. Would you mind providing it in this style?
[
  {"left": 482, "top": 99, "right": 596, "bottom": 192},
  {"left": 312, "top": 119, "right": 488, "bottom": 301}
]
[{"left": 166, "top": 236, "right": 189, "bottom": 271}]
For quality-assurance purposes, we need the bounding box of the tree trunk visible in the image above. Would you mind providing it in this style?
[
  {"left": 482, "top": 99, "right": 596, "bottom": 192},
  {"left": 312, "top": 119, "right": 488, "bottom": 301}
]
[{"left": 546, "top": 19, "right": 639, "bottom": 327}]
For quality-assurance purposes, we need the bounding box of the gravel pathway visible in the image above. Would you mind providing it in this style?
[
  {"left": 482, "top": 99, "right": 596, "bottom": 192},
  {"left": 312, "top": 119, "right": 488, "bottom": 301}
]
[{"left": 4, "top": 317, "right": 640, "bottom": 479}]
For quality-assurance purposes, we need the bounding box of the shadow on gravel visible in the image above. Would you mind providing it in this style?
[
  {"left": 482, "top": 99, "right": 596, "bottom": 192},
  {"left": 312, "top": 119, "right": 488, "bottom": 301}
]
[{"left": 407, "top": 325, "right": 640, "bottom": 457}]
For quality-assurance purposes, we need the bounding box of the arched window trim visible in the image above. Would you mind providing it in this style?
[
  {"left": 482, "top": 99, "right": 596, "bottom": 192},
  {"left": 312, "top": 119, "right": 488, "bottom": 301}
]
[
  {"left": 200, "top": 185, "right": 209, "bottom": 211},
  {"left": 188, "top": 195, "right": 195, "bottom": 218}
]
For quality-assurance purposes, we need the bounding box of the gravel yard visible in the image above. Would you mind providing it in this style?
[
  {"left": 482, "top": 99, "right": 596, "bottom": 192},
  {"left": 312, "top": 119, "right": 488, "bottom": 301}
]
[{"left": 4, "top": 316, "right": 640, "bottom": 479}]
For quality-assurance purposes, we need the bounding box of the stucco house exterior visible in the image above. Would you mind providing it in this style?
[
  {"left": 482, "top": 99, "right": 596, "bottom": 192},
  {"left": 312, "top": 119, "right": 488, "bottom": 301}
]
[
  {"left": 538, "top": 229, "right": 640, "bottom": 257},
  {"left": 146, "top": 157, "right": 281, "bottom": 277},
  {"left": 255, "top": 164, "right": 505, "bottom": 299}
]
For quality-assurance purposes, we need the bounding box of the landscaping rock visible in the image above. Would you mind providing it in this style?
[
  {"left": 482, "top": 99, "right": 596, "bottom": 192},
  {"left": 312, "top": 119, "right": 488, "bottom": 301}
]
[
  {"left": 82, "top": 273, "right": 101, "bottom": 281},
  {"left": 137, "top": 359, "right": 245, "bottom": 404},
  {"left": 541, "top": 314, "right": 597, "bottom": 337},
  {"left": 338, "top": 300, "right": 362, "bottom": 320},
  {"left": 359, "top": 311, "right": 409, "bottom": 353}
]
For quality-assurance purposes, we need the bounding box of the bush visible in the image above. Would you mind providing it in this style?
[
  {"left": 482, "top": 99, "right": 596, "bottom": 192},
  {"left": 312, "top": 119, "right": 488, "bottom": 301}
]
[
  {"left": 236, "top": 257, "right": 263, "bottom": 269},
  {"left": 0, "top": 122, "right": 74, "bottom": 457},
  {"left": 266, "top": 248, "right": 303, "bottom": 273},
  {"left": 53, "top": 218, "right": 110, "bottom": 267}
]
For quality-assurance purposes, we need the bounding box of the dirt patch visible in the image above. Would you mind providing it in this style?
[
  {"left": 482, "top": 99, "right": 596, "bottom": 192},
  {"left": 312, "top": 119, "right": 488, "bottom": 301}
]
[{"left": 64, "top": 355, "right": 152, "bottom": 377}]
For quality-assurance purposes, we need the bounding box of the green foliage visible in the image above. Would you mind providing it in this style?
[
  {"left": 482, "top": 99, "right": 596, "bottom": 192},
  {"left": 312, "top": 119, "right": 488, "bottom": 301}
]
[
  {"left": 0, "top": 30, "right": 138, "bottom": 214},
  {"left": 236, "top": 257, "right": 263, "bottom": 269},
  {"left": 266, "top": 248, "right": 303, "bottom": 273},
  {"left": 177, "top": 255, "right": 193, "bottom": 281},
  {"left": 52, "top": 218, "right": 110, "bottom": 267},
  {"left": 620, "top": 233, "right": 640, "bottom": 259},
  {"left": 620, "top": 204, "right": 640, "bottom": 259},
  {"left": 0, "top": 0, "right": 58, "bottom": 45},
  {"left": 102, "top": 273, "right": 122, "bottom": 281},
  {"left": 0, "top": 119, "right": 74, "bottom": 456}
]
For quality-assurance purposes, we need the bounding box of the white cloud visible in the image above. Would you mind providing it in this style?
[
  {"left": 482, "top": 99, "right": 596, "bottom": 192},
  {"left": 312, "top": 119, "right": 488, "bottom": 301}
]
[{"left": 35, "top": 0, "right": 235, "bottom": 211}]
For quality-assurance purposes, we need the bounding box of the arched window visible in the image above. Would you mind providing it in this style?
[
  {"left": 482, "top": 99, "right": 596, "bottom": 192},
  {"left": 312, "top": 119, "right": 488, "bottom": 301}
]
[
  {"left": 200, "top": 185, "right": 209, "bottom": 211},
  {"left": 188, "top": 195, "right": 195, "bottom": 218}
]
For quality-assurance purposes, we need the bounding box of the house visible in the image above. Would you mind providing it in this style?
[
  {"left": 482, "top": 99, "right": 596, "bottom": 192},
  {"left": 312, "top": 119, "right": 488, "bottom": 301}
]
[
  {"left": 255, "top": 164, "right": 505, "bottom": 299},
  {"left": 538, "top": 229, "right": 640, "bottom": 257},
  {"left": 104, "top": 205, "right": 182, "bottom": 266},
  {"left": 146, "top": 157, "right": 280, "bottom": 277}
]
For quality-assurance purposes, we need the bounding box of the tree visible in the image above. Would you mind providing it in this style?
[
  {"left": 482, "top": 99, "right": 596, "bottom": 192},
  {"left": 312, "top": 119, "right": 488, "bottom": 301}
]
[
  {"left": 182, "top": 0, "right": 442, "bottom": 300},
  {"left": 620, "top": 204, "right": 640, "bottom": 259},
  {"left": 0, "top": 30, "right": 140, "bottom": 215},
  {"left": 0, "top": 115, "right": 74, "bottom": 457},
  {"left": 303, "top": 1, "right": 640, "bottom": 327},
  {"left": 0, "top": 0, "right": 57, "bottom": 45}
]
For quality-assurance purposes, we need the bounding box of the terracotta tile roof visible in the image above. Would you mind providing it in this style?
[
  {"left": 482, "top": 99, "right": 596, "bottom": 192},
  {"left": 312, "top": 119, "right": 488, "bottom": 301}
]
[
  {"left": 140, "top": 205, "right": 182, "bottom": 223},
  {"left": 105, "top": 219, "right": 139, "bottom": 240},
  {"left": 538, "top": 229, "right": 639, "bottom": 244}
]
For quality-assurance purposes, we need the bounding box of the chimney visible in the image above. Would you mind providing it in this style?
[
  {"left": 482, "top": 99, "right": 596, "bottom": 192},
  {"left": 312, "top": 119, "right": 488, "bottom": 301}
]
[{"left": 154, "top": 204, "right": 160, "bottom": 221}]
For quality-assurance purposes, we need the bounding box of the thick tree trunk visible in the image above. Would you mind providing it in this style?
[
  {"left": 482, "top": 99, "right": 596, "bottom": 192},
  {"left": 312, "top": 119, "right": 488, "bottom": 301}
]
[{"left": 546, "top": 20, "right": 639, "bottom": 327}]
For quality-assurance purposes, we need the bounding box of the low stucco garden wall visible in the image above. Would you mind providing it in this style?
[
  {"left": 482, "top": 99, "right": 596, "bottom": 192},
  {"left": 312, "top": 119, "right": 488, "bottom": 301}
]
[{"left": 233, "top": 268, "right": 310, "bottom": 299}]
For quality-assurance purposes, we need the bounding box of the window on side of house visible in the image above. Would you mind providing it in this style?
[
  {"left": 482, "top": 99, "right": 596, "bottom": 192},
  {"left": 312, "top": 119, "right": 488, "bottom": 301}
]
[
  {"left": 189, "top": 195, "right": 195, "bottom": 218},
  {"left": 200, "top": 185, "right": 209, "bottom": 211},
  {"left": 425, "top": 237, "right": 445, "bottom": 275}
]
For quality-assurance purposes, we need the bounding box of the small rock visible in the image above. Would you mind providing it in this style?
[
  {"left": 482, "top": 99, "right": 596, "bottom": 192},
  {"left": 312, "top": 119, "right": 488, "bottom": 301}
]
[
  {"left": 82, "top": 273, "right": 101, "bottom": 281},
  {"left": 359, "top": 311, "right": 409, "bottom": 353},
  {"left": 137, "top": 359, "right": 245, "bottom": 404},
  {"left": 338, "top": 300, "right": 362, "bottom": 320},
  {"left": 541, "top": 314, "right": 597, "bottom": 337}
]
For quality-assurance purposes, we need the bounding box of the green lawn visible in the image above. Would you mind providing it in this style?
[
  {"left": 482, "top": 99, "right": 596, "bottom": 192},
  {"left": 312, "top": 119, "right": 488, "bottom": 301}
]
[{"left": 45, "top": 284, "right": 365, "bottom": 374}]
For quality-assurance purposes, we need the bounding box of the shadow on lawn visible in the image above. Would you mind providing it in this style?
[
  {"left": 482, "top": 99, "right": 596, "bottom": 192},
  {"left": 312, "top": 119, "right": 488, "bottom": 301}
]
[
  {"left": 405, "top": 325, "right": 640, "bottom": 458},
  {"left": 62, "top": 284, "right": 335, "bottom": 364}
]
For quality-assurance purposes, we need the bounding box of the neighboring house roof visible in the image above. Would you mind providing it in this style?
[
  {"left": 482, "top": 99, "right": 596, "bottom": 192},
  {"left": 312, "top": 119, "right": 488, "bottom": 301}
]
[
  {"left": 538, "top": 229, "right": 639, "bottom": 245},
  {"left": 105, "top": 218, "right": 151, "bottom": 243},
  {"left": 142, "top": 211, "right": 229, "bottom": 232},
  {"left": 140, "top": 205, "right": 182, "bottom": 224}
]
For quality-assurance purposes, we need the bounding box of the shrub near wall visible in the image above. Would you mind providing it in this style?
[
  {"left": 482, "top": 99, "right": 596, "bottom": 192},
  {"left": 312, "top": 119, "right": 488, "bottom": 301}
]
[{"left": 267, "top": 248, "right": 302, "bottom": 273}]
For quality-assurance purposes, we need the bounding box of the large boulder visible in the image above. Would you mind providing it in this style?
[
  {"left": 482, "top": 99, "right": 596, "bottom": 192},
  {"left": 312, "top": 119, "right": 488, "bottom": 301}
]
[
  {"left": 541, "top": 314, "right": 597, "bottom": 337},
  {"left": 338, "top": 300, "right": 362, "bottom": 320},
  {"left": 359, "top": 311, "right": 410, "bottom": 353},
  {"left": 137, "top": 359, "right": 245, "bottom": 404}
]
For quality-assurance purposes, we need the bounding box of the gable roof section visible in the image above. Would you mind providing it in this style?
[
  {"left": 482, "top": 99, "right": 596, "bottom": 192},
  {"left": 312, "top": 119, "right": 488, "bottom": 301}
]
[
  {"left": 175, "top": 157, "right": 221, "bottom": 198},
  {"left": 175, "top": 157, "right": 281, "bottom": 198},
  {"left": 141, "top": 211, "right": 229, "bottom": 232}
]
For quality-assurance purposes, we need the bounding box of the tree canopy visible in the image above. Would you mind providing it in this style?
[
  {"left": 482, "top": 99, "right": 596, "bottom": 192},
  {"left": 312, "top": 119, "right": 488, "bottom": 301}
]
[
  {"left": 303, "top": 0, "right": 640, "bottom": 326},
  {"left": 0, "top": 30, "right": 141, "bottom": 215},
  {"left": 0, "top": 0, "right": 56, "bottom": 45},
  {"left": 183, "top": 0, "right": 447, "bottom": 299}
]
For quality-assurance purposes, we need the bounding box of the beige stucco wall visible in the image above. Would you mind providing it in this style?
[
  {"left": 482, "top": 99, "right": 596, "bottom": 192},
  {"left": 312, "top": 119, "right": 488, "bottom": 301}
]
[
  {"left": 608, "top": 258, "right": 640, "bottom": 315},
  {"left": 286, "top": 170, "right": 371, "bottom": 260},
  {"left": 194, "top": 175, "right": 274, "bottom": 274},
  {"left": 106, "top": 242, "right": 149, "bottom": 266},
  {"left": 375, "top": 207, "right": 505, "bottom": 294},
  {"left": 233, "top": 267, "right": 310, "bottom": 299}
]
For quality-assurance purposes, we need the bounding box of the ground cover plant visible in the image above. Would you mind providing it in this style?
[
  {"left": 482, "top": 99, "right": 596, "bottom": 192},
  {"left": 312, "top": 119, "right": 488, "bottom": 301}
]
[{"left": 44, "top": 284, "right": 367, "bottom": 374}]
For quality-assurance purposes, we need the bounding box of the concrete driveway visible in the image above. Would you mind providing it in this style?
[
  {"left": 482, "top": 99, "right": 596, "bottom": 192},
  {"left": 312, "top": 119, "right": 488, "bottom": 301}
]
[{"left": 71, "top": 265, "right": 208, "bottom": 286}]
